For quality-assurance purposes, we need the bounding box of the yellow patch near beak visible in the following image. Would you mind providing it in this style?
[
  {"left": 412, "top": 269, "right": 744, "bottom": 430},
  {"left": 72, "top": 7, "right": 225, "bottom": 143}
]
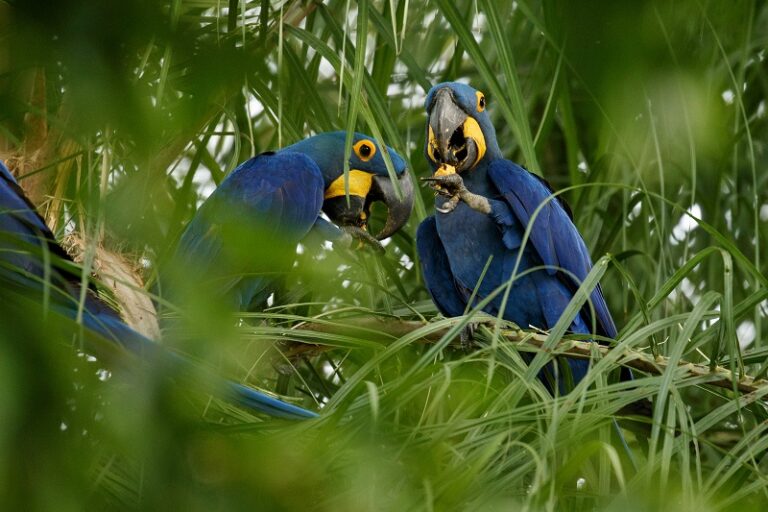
[
  {"left": 462, "top": 117, "right": 486, "bottom": 168},
  {"left": 427, "top": 125, "right": 438, "bottom": 163},
  {"left": 324, "top": 170, "right": 374, "bottom": 199},
  {"left": 428, "top": 117, "right": 486, "bottom": 169}
]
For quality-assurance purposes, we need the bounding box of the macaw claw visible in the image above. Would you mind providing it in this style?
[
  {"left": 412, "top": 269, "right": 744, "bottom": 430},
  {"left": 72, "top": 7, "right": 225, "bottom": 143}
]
[
  {"left": 422, "top": 173, "right": 467, "bottom": 214},
  {"left": 341, "top": 225, "right": 385, "bottom": 253},
  {"left": 436, "top": 194, "right": 460, "bottom": 214},
  {"left": 459, "top": 323, "right": 477, "bottom": 350},
  {"left": 421, "top": 173, "right": 465, "bottom": 195}
]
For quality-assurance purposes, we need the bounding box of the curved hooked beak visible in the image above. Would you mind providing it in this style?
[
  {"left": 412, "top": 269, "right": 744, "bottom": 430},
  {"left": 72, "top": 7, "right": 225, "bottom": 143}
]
[
  {"left": 427, "top": 88, "right": 486, "bottom": 173},
  {"left": 367, "top": 170, "right": 414, "bottom": 240},
  {"left": 322, "top": 170, "right": 414, "bottom": 241}
]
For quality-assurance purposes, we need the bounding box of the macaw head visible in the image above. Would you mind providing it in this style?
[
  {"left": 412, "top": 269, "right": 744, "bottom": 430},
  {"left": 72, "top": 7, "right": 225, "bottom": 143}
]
[
  {"left": 283, "top": 132, "right": 413, "bottom": 240},
  {"left": 424, "top": 82, "right": 501, "bottom": 173}
]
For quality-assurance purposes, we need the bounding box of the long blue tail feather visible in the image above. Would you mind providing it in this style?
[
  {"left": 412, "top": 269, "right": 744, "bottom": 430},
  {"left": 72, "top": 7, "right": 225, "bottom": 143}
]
[{"left": 229, "top": 382, "right": 319, "bottom": 419}]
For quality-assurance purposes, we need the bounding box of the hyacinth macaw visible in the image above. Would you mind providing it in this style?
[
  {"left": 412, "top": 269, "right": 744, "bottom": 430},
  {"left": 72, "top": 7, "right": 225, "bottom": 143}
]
[
  {"left": 0, "top": 161, "right": 318, "bottom": 419},
  {"left": 156, "top": 131, "right": 413, "bottom": 318},
  {"left": 417, "top": 82, "right": 621, "bottom": 388}
]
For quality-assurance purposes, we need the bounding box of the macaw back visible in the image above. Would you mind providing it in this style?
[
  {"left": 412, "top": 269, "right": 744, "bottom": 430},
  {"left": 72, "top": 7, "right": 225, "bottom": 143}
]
[{"left": 156, "top": 152, "right": 325, "bottom": 318}]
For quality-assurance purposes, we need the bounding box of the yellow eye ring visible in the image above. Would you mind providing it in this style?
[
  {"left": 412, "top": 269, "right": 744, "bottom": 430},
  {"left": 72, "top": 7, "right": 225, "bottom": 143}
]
[
  {"left": 476, "top": 91, "right": 486, "bottom": 112},
  {"left": 353, "top": 140, "right": 376, "bottom": 162}
]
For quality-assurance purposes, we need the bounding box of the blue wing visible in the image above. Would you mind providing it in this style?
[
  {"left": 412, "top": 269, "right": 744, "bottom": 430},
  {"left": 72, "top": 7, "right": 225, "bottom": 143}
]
[
  {"left": 487, "top": 159, "right": 617, "bottom": 338},
  {"left": 0, "top": 161, "right": 317, "bottom": 419},
  {"left": 416, "top": 215, "right": 468, "bottom": 317},
  {"left": 161, "top": 152, "right": 325, "bottom": 311}
]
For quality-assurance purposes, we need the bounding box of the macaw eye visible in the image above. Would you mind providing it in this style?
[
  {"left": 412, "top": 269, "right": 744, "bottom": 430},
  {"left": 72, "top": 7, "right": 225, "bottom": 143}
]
[
  {"left": 476, "top": 91, "right": 486, "bottom": 112},
  {"left": 353, "top": 140, "right": 376, "bottom": 162}
]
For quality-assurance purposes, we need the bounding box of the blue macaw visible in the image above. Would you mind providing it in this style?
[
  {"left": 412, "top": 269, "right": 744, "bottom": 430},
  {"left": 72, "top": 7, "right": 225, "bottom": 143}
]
[
  {"left": 156, "top": 131, "right": 413, "bottom": 318},
  {"left": 417, "top": 82, "right": 621, "bottom": 389},
  {"left": 0, "top": 161, "right": 319, "bottom": 419}
]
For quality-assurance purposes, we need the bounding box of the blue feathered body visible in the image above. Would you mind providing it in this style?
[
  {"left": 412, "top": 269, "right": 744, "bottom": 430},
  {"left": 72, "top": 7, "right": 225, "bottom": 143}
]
[
  {"left": 160, "top": 151, "right": 325, "bottom": 312},
  {"left": 418, "top": 158, "right": 617, "bottom": 386},
  {"left": 158, "top": 131, "right": 408, "bottom": 315}
]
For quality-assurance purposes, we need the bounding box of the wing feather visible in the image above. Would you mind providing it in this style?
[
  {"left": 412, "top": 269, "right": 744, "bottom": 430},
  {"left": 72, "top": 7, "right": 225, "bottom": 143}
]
[
  {"left": 487, "top": 159, "right": 617, "bottom": 338},
  {"left": 166, "top": 152, "right": 325, "bottom": 309}
]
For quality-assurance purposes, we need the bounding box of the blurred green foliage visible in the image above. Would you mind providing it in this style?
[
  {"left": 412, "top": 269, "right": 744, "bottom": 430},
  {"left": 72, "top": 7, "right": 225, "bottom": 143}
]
[{"left": 1, "top": 0, "right": 768, "bottom": 510}]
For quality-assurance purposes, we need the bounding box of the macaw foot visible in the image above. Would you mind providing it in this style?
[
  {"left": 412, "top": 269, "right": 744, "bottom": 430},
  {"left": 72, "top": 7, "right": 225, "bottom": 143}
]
[
  {"left": 421, "top": 173, "right": 491, "bottom": 215},
  {"left": 422, "top": 172, "right": 465, "bottom": 196},
  {"left": 422, "top": 173, "right": 465, "bottom": 215},
  {"left": 459, "top": 323, "right": 477, "bottom": 350},
  {"left": 341, "top": 225, "right": 385, "bottom": 253}
]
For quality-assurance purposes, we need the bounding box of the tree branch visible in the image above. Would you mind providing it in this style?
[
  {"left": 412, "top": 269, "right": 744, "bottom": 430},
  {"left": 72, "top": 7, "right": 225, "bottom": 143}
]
[{"left": 287, "top": 318, "right": 767, "bottom": 395}]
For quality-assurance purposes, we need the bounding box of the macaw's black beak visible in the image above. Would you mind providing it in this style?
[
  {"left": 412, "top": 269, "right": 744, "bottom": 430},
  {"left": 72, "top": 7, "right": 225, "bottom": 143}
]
[
  {"left": 322, "top": 170, "right": 413, "bottom": 241},
  {"left": 323, "top": 195, "right": 366, "bottom": 228},
  {"left": 427, "top": 88, "right": 485, "bottom": 173},
  {"left": 366, "top": 170, "right": 414, "bottom": 240}
]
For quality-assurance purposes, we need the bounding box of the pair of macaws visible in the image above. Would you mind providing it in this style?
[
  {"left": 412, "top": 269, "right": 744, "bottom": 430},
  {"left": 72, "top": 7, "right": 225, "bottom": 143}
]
[{"left": 0, "top": 82, "right": 619, "bottom": 420}]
